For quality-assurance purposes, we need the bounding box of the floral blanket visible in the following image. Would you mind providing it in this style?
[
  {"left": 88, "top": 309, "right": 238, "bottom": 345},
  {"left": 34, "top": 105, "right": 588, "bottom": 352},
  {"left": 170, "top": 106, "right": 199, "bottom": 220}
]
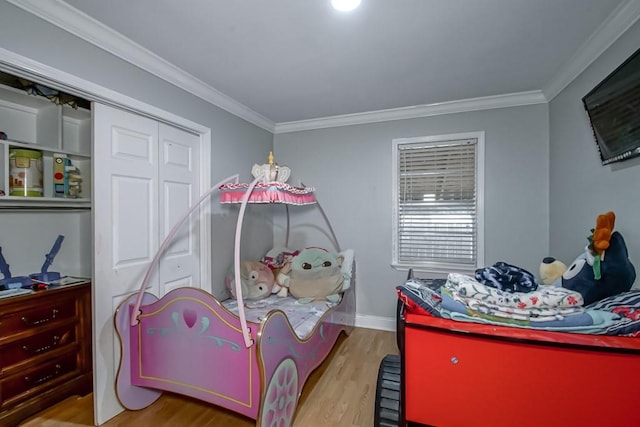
[{"left": 446, "top": 273, "right": 583, "bottom": 309}]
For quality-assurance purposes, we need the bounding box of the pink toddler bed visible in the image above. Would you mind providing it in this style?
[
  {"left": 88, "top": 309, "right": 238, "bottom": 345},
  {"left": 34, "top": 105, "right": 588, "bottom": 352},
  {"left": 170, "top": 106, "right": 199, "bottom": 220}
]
[{"left": 114, "top": 175, "right": 355, "bottom": 427}]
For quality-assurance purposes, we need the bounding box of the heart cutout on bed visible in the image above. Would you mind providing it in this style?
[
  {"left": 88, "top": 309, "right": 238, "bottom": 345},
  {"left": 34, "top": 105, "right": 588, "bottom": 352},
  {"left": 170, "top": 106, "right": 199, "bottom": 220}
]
[{"left": 183, "top": 308, "right": 198, "bottom": 328}]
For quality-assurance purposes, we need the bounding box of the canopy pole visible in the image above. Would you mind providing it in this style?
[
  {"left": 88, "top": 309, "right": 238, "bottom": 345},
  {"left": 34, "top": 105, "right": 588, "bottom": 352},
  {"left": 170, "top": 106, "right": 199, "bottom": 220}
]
[{"left": 130, "top": 174, "right": 239, "bottom": 326}]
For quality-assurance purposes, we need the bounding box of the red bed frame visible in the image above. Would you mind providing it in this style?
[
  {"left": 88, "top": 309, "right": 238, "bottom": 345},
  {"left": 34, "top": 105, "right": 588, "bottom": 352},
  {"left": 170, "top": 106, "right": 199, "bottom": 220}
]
[{"left": 402, "top": 312, "right": 640, "bottom": 426}]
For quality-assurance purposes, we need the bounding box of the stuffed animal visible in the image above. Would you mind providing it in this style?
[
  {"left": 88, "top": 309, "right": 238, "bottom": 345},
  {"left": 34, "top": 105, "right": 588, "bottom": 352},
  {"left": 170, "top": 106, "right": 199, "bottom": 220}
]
[
  {"left": 276, "top": 248, "right": 344, "bottom": 300},
  {"left": 261, "top": 246, "right": 299, "bottom": 278},
  {"left": 225, "top": 261, "right": 280, "bottom": 300},
  {"left": 560, "top": 226, "right": 635, "bottom": 305},
  {"left": 540, "top": 211, "right": 617, "bottom": 287},
  {"left": 539, "top": 257, "right": 567, "bottom": 286}
]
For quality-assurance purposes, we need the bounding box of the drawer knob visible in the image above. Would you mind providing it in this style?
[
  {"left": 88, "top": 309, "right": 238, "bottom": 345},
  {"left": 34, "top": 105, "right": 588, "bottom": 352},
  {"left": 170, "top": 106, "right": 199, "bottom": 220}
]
[
  {"left": 24, "top": 364, "right": 62, "bottom": 385},
  {"left": 22, "top": 335, "right": 60, "bottom": 355},
  {"left": 21, "top": 309, "right": 59, "bottom": 326},
  {"left": 451, "top": 357, "right": 459, "bottom": 365}
]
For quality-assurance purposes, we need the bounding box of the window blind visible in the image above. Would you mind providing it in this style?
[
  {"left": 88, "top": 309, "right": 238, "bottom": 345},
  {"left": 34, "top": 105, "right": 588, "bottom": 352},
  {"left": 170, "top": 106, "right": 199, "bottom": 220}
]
[{"left": 396, "top": 138, "right": 478, "bottom": 268}]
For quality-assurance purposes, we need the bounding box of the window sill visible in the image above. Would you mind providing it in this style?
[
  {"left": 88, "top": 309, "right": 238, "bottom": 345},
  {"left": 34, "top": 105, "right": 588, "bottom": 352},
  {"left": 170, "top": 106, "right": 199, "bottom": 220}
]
[{"left": 391, "top": 262, "right": 476, "bottom": 277}]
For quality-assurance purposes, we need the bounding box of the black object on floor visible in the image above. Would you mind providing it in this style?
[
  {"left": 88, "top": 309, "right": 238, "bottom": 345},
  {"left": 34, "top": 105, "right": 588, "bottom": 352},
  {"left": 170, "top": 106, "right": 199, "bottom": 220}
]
[{"left": 374, "top": 354, "right": 402, "bottom": 427}]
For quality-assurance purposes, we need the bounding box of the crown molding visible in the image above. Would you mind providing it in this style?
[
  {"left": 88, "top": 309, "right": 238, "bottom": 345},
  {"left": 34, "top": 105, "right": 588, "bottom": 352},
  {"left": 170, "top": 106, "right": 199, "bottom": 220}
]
[
  {"left": 543, "top": 0, "right": 640, "bottom": 101},
  {"left": 274, "top": 91, "right": 547, "bottom": 133},
  {"left": 6, "top": 0, "right": 276, "bottom": 133}
]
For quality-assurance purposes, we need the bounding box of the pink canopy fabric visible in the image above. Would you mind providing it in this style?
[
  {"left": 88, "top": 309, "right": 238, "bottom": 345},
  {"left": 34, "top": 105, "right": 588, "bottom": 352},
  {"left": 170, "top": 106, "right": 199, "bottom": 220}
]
[{"left": 219, "top": 182, "right": 316, "bottom": 205}]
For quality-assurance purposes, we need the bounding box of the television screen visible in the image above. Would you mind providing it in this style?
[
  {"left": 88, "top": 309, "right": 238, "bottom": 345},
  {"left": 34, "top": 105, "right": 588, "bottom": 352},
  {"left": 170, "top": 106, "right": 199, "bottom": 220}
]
[{"left": 582, "top": 46, "right": 640, "bottom": 165}]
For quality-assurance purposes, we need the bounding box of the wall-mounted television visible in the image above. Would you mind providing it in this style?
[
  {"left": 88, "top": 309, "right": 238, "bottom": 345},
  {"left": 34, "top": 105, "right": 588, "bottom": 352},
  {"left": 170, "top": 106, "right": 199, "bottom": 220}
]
[{"left": 582, "top": 46, "right": 640, "bottom": 165}]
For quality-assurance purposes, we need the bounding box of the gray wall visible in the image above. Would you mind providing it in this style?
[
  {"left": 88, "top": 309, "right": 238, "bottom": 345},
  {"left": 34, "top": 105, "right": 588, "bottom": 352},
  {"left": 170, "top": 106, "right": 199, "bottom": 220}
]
[
  {"left": 549, "top": 19, "right": 640, "bottom": 283},
  {"left": 274, "top": 104, "right": 550, "bottom": 320},
  {"left": 0, "top": 2, "right": 273, "bottom": 296},
  {"left": 0, "top": 211, "right": 91, "bottom": 278}
]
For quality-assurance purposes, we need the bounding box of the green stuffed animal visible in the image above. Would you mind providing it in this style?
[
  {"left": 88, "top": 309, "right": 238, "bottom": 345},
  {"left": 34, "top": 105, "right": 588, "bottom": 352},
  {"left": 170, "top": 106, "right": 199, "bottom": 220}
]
[{"left": 276, "top": 248, "right": 344, "bottom": 301}]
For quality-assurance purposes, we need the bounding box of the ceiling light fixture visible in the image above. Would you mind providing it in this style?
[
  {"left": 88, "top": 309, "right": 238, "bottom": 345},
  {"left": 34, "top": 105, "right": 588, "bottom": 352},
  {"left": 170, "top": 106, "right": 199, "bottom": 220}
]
[{"left": 331, "top": 0, "right": 361, "bottom": 12}]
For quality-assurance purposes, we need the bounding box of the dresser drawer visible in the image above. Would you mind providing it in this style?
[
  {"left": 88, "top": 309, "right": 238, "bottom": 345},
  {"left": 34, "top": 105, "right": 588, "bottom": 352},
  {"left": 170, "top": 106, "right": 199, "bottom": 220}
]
[
  {"left": 0, "top": 325, "right": 76, "bottom": 374},
  {"left": 0, "top": 352, "right": 78, "bottom": 409},
  {"left": 0, "top": 283, "right": 91, "bottom": 425},
  {"left": 0, "top": 298, "right": 76, "bottom": 336}
]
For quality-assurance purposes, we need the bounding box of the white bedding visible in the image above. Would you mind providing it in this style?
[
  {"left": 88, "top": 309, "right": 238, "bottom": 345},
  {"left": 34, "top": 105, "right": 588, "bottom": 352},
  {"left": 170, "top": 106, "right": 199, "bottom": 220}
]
[{"left": 222, "top": 295, "right": 336, "bottom": 339}]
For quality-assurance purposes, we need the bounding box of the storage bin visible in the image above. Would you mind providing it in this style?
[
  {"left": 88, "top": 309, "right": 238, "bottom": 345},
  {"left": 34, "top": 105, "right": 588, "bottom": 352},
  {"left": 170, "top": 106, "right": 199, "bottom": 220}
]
[{"left": 9, "top": 148, "right": 43, "bottom": 197}]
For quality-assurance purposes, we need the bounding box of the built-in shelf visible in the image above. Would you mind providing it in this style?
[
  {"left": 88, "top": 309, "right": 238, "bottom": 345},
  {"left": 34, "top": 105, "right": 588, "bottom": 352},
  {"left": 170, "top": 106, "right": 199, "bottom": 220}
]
[
  {"left": 0, "top": 82, "right": 91, "bottom": 209},
  {"left": 0, "top": 195, "right": 91, "bottom": 209}
]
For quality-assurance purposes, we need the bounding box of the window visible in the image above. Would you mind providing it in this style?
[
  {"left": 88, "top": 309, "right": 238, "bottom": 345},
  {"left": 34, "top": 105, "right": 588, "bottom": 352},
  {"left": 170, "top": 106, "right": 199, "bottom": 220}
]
[{"left": 392, "top": 132, "right": 484, "bottom": 274}]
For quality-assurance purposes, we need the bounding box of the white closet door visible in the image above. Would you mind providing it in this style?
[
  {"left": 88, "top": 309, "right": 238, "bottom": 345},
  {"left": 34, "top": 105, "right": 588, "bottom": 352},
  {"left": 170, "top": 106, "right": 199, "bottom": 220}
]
[
  {"left": 93, "top": 103, "right": 160, "bottom": 424},
  {"left": 158, "top": 123, "right": 201, "bottom": 292},
  {"left": 93, "top": 104, "right": 204, "bottom": 424}
]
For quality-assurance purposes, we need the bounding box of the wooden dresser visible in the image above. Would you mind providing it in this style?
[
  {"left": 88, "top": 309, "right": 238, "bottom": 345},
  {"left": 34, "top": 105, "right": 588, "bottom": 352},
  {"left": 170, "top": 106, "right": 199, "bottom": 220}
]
[{"left": 0, "top": 282, "right": 92, "bottom": 426}]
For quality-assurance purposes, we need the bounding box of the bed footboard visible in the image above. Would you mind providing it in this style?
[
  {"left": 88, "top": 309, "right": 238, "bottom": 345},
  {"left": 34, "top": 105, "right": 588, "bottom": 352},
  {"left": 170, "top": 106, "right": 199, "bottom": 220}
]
[
  {"left": 114, "top": 292, "right": 163, "bottom": 410},
  {"left": 115, "top": 288, "right": 263, "bottom": 419},
  {"left": 115, "top": 263, "right": 356, "bottom": 426}
]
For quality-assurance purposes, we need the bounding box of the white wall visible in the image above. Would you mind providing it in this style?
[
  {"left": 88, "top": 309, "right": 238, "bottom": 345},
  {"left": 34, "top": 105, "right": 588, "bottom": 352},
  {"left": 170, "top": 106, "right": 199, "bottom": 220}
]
[
  {"left": 274, "top": 104, "right": 550, "bottom": 320},
  {"left": 0, "top": 2, "right": 273, "bottom": 296},
  {"left": 549, "top": 19, "right": 640, "bottom": 280}
]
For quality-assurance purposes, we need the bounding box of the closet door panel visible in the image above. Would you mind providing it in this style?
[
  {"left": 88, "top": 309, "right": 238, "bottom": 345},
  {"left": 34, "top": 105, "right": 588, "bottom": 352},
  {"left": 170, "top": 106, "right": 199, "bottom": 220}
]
[
  {"left": 158, "top": 123, "right": 201, "bottom": 294},
  {"left": 112, "top": 176, "right": 153, "bottom": 265},
  {"left": 92, "top": 102, "right": 159, "bottom": 425}
]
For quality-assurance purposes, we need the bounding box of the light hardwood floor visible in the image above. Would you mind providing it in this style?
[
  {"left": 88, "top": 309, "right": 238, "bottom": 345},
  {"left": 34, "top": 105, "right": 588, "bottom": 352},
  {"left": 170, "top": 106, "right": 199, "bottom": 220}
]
[{"left": 20, "top": 327, "right": 399, "bottom": 427}]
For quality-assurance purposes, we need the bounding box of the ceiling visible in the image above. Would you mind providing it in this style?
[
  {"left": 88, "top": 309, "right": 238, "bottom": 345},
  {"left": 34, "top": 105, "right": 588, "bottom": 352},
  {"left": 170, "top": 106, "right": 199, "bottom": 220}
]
[{"left": 12, "top": 0, "right": 636, "bottom": 130}]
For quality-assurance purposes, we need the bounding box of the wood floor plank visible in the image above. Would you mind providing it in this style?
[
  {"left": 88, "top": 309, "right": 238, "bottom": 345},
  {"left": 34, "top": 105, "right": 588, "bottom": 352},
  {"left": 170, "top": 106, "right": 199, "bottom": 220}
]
[{"left": 19, "top": 327, "right": 398, "bottom": 427}]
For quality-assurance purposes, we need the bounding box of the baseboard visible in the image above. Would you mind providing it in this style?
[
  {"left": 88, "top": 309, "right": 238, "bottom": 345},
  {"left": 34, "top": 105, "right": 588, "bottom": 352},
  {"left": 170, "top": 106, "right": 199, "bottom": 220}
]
[{"left": 355, "top": 314, "right": 396, "bottom": 331}]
